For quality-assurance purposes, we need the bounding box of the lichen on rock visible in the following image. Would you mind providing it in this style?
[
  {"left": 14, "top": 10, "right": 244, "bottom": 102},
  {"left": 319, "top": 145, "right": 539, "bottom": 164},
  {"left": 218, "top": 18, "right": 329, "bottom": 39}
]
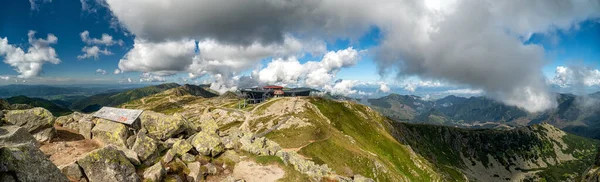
[
  {"left": 4, "top": 107, "right": 56, "bottom": 142},
  {"left": 77, "top": 145, "right": 140, "bottom": 182},
  {"left": 191, "top": 131, "right": 224, "bottom": 157},
  {"left": 139, "top": 111, "right": 185, "bottom": 140},
  {"left": 91, "top": 119, "right": 129, "bottom": 148}
]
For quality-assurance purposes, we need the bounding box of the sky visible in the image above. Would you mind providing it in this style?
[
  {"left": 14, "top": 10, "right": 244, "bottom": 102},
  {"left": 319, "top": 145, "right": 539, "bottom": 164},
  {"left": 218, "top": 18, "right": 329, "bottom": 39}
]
[{"left": 1, "top": 0, "right": 600, "bottom": 112}]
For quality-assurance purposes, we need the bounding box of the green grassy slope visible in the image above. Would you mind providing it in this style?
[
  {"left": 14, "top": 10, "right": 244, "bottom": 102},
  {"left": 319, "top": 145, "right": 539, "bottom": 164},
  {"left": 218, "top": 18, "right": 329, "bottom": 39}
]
[
  {"left": 6, "top": 95, "right": 73, "bottom": 116},
  {"left": 391, "top": 122, "right": 599, "bottom": 181},
  {"left": 263, "top": 97, "right": 460, "bottom": 181},
  {"left": 70, "top": 83, "right": 180, "bottom": 112}
]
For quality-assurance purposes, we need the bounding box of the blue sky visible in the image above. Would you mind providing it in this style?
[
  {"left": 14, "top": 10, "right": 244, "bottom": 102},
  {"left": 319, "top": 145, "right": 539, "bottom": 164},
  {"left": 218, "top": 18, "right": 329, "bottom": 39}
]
[{"left": 1, "top": 0, "right": 600, "bottom": 105}]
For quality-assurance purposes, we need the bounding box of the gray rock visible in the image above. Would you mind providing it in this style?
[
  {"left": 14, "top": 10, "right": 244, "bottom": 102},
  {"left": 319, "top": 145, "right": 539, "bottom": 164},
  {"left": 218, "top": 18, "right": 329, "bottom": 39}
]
[
  {"left": 204, "top": 163, "right": 218, "bottom": 175},
  {"left": 131, "top": 132, "right": 158, "bottom": 162},
  {"left": 32, "top": 127, "right": 56, "bottom": 143},
  {"left": 4, "top": 107, "right": 56, "bottom": 142},
  {"left": 77, "top": 145, "right": 140, "bottom": 182},
  {"left": 59, "top": 162, "right": 84, "bottom": 181},
  {"left": 190, "top": 131, "right": 224, "bottom": 157},
  {"left": 172, "top": 139, "right": 193, "bottom": 156},
  {"left": 0, "top": 125, "right": 39, "bottom": 147},
  {"left": 186, "top": 162, "right": 204, "bottom": 182},
  {"left": 139, "top": 111, "right": 185, "bottom": 140},
  {"left": 164, "top": 138, "right": 180, "bottom": 148},
  {"left": 0, "top": 143, "right": 69, "bottom": 182},
  {"left": 143, "top": 162, "right": 165, "bottom": 182},
  {"left": 126, "top": 135, "right": 136, "bottom": 149},
  {"left": 117, "top": 147, "right": 141, "bottom": 166},
  {"left": 162, "top": 149, "right": 176, "bottom": 164},
  {"left": 78, "top": 120, "right": 94, "bottom": 140},
  {"left": 91, "top": 119, "right": 129, "bottom": 148},
  {"left": 181, "top": 153, "right": 196, "bottom": 163}
]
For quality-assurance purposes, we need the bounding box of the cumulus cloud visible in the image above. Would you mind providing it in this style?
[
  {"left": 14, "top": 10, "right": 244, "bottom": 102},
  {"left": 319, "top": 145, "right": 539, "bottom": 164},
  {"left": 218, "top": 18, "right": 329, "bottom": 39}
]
[
  {"left": 256, "top": 47, "right": 361, "bottom": 87},
  {"left": 80, "top": 30, "right": 123, "bottom": 46},
  {"left": 104, "top": 0, "right": 600, "bottom": 112},
  {"left": 0, "top": 76, "right": 10, "bottom": 81},
  {"left": 324, "top": 80, "right": 368, "bottom": 96},
  {"left": 78, "top": 30, "right": 122, "bottom": 60},
  {"left": 0, "top": 30, "right": 60, "bottom": 78},
  {"left": 78, "top": 46, "right": 113, "bottom": 60},
  {"left": 139, "top": 73, "right": 167, "bottom": 82},
  {"left": 95, "top": 68, "right": 107, "bottom": 75},
  {"left": 402, "top": 80, "right": 444, "bottom": 92},
  {"left": 379, "top": 83, "right": 390, "bottom": 93},
  {"left": 549, "top": 65, "right": 600, "bottom": 88},
  {"left": 113, "top": 68, "right": 121, "bottom": 74},
  {"left": 118, "top": 38, "right": 196, "bottom": 75}
]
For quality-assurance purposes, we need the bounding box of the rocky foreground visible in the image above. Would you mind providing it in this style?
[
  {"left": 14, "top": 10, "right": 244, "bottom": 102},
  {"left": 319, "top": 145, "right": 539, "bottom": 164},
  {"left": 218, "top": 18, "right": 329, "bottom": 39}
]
[{"left": 0, "top": 97, "right": 373, "bottom": 182}]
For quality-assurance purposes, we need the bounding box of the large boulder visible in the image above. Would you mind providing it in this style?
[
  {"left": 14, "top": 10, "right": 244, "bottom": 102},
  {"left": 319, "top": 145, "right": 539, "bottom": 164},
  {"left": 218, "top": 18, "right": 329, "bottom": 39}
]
[
  {"left": 0, "top": 125, "right": 39, "bottom": 147},
  {"left": 91, "top": 119, "right": 129, "bottom": 148},
  {"left": 139, "top": 111, "right": 185, "bottom": 140},
  {"left": 0, "top": 124, "right": 66, "bottom": 182},
  {"left": 77, "top": 145, "right": 140, "bottom": 182},
  {"left": 0, "top": 143, "right": 69, "bottom": 182},
  {"left": 186, "top": 162, "right": 204, "bottom": 182},
  {"left": 172, "top": 139, "right": 193, "bottom": 156},
  {"left": 191, "top": 131, "right": 224, "bottom": 157},
  {"left": 131, "top": 131, "right": 159, "bottom": 162},
  {"left": 143, "top": 162, "right": 165, "bottom": 182},
  {"left": 4, "top": 107, "right": 56, "bottom": 142},
  {"left": 240, "top": 135, "right": 281, "bottom": 156},
  {"left": 59, "top": 162, "right": 85, "bottom": 181},
  {"left": 56, "top": 112, "right": 90, "bottom": 131}
]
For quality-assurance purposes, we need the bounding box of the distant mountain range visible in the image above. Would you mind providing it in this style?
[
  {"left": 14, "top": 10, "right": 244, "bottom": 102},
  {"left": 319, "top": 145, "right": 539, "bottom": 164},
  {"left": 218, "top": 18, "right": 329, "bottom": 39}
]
[
  {"left": 368, "top": 92, "right": 600, "bottom": 140},
  {"left": 69, "top": 83, "right": 182, "bottom": 112},
  {"left": 4, "top": 95, "right": 72, "bottom": 116}
]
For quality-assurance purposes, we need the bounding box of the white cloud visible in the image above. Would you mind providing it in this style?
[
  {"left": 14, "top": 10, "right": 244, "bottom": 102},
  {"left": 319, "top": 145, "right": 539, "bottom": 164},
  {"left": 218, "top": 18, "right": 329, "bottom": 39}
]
[
  {"left": 113, "top": 68, "right": 121, "bottom": 74},
  {"left": 0, "top": 30, "right": 60, "bottom": 78},
  {"left": 255, "top": 47, "right": 360, "bottom": 87},
  {"left": 77, "top": 31, "right": 122, "bottom": 60},
  {"left": 323, "top": 80, "right": 368, "bottom": 96},
  {"left": 77, "top": 46, "right": 113, "bottom": 60},
  {"left": 29, "top": 0, "right": 52, "bottom": 10},
  {"left": 444, "top": 88, "right": 483, "bottom": 95},
  {"left": 80, "top": 30, "right": 123, "bottom": 46},
  {"left": 549, "top": 66, "right": 600, "bottom": 88},
  {"left": 95, "top": 69, "right": 107, "bottom": 75},
  {"left": 103, "top": 0, "right": 600, "bottom": 112},
  {"left": 379, "top": 83, "right": 390, "bottom": 92},
  {"left": 118, "top": 38, "right": 197, "bottom": 75},
  {"left": 0, "top": 76, "right": 10, "bottom": 81},
  {"left": 402, "top": 80, "right": 444, "bottom": 92},
  {"left": 139, "top": 73, "right": 167, "bottom": 82}
]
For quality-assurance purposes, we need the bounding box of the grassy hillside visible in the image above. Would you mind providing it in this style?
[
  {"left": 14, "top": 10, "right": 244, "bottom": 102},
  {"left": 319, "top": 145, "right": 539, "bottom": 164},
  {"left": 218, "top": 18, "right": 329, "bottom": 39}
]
[
  {"left": 70, "top": 83, "right": 180, "bottom": 112},
  {"left": 6, "top": 95, "right": 73, "bottom": 116},
  {"left": 116, "top": 89, "right": 598, "bottom": 181},
  {"left": 391, "top": 122, "right": 599, "bottom": 181}
]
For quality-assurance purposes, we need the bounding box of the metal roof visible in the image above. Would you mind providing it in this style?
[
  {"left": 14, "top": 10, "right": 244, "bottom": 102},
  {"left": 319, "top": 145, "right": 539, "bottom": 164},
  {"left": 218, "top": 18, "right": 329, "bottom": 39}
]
[{"left": 92, "top": 107, "right": 143, "bottom": 125}]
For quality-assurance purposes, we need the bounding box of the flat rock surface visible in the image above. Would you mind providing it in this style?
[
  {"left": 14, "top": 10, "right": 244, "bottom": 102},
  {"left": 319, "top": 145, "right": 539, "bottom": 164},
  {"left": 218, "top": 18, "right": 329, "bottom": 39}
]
[{"left": 233, "top": 161, "right": 285, "bottom": 182}]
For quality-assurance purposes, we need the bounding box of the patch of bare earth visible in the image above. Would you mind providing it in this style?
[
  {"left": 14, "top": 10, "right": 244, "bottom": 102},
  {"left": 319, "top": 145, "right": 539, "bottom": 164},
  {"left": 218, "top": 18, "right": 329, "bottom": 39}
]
[
  {"left": 233, "top": 161, "right": 285, "bottom": 182},
  {"left": 39, "top": 126, "right": 102, "bottom": 166}
]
